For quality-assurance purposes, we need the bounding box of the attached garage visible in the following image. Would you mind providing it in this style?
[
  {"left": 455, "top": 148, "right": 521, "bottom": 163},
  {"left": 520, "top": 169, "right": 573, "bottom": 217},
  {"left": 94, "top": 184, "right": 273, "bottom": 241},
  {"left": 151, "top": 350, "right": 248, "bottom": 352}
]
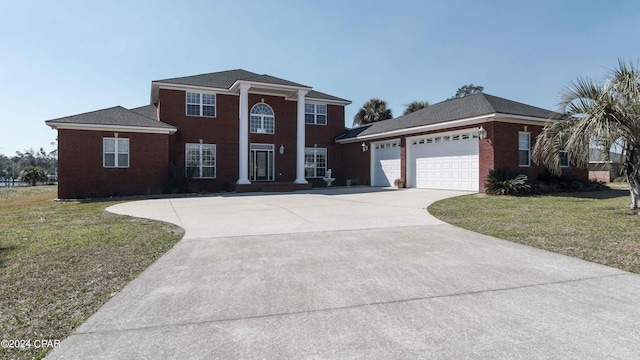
[
  {"left": 408, "top": 130, "right": 479, "bottom": 191},
  {"left": 372, "top": 140, "right": 401, "bottom": 186}
]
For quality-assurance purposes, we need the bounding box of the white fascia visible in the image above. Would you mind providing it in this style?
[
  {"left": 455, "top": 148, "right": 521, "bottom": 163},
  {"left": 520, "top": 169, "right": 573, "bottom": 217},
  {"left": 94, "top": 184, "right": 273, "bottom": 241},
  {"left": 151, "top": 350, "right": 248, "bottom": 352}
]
[
  {"left": 47, "top": 122, "right": 177, "bottom": 135},
  {"left": 493, "top": 113, "right": 553, "bottom": 124},
  {"left": 304, "top": 97, "right": 352, "bottom": 106},
  {"left": 336, "top": 114, "right": 495, "bottom": 144}
]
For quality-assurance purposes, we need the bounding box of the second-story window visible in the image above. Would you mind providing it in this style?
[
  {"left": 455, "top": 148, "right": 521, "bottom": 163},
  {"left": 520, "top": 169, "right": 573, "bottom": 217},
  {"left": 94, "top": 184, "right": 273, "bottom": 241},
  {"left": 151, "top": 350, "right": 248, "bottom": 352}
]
[
  {"left": 250, "top": 103, "right": 274, "bottom": 134},
  {"left": 186, "top": 92, "right": 216, "bottom": 117},
  {"left": 305, "top": 103, "right": 327, "bottom": 125}
]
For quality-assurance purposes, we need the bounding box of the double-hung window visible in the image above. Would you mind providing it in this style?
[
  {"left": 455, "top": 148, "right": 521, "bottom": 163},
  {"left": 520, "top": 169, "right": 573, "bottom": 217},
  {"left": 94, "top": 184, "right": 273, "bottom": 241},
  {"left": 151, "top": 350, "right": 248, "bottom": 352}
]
[
  {"left": 186, "top": 92, "right": 216, "bottom": 117},
  {"left": 559, "top": 150, "right": 570, "bottom": 168},
  {"left": 305, "top": 103, "right": 327, "bottom": 125},
  {"left": 518, "top": 132, "right": 531, "bottom": 167},
  {"left": 304, "top": 147, "right": 327, "bottom": 177},
  {"left": 103, "top": 138, "right": 129, "bottom": 168},
  {"left": 185, "top": 143, "right": 216, "bottom": 178}
]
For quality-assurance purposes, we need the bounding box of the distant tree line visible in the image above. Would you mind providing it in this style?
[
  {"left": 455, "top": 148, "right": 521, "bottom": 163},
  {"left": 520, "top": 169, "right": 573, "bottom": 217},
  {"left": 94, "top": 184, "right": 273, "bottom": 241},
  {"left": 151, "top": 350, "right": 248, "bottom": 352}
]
[{"left": 0, "top": 147, "right": 58, "bottom": 181}]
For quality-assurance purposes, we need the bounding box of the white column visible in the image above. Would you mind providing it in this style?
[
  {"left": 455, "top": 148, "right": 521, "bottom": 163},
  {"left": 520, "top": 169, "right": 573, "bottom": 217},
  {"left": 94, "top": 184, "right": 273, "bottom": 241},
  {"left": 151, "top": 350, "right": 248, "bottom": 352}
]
[
  {"left": 294, "top": 89, "right": 308, "bottom": 184},
  {"left": 237, "top": 84, "right": 251, "bottom": 184}
]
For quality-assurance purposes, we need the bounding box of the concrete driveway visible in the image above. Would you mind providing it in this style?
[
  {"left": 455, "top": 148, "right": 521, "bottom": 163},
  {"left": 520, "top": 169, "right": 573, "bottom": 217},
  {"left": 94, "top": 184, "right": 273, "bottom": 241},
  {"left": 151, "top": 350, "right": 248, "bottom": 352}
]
[{"left": 47, "top": 188, "right": 640, "bottom": 359}]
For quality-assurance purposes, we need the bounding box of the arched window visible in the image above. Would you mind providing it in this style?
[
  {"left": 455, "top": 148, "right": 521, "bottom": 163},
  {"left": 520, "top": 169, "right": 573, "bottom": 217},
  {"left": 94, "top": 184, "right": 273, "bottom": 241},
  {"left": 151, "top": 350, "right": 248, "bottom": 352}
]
[{"left": 250, "top": 103, "right": 274, "bottom": 134}]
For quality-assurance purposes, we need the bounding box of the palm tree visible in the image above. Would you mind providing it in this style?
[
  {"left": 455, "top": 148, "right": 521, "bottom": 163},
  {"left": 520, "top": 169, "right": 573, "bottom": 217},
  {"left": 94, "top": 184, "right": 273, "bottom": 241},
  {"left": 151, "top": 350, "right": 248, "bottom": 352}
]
[
  {"left": 403, "top": 101, "right": 429, "bottom": 115},
  {"left": 352, "top": 98, "right": 393, "bottom": 126},
  {"left": 532, "top": 59, "right": 640, "bottom": 209}
]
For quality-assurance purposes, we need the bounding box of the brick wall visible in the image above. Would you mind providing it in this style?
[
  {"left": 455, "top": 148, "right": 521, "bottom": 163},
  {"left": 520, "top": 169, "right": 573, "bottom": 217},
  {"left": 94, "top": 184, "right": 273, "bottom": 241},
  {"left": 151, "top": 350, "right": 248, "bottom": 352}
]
[
  {"left": 57, "top": 129, "right": 170, "bottom": 198},
  {"left": 157, "top": 89, "right": 346, "bottom": 190},
  {"left": 335, "top": 141, "right": 370, "bottom": 186}
]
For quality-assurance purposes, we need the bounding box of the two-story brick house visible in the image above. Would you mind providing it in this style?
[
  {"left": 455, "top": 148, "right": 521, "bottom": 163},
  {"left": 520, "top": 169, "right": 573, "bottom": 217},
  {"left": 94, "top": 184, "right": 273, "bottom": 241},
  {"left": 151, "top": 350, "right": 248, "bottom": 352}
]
[{"left": 46, "top": 70, "right": 351, "bottom": 198}]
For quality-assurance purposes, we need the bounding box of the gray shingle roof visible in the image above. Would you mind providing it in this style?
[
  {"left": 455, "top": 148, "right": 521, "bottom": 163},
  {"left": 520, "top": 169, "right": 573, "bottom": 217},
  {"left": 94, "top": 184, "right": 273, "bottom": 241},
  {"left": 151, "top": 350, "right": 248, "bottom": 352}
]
[
  {"left": 45, "top": 106, "right": 176, "bottom": 130},
  {"left": 307, "top": 90, "right": 350, "bottom": 103},
  {"left": 153, "top": 69, "right": 350, "bottom": 103},
  {"left": 334, "top": 124, "right": 373, "bottom": 141},
  {"left": 129, "top": 104, "right": 158, "bottom": 120},
  {"left": 154, "top": 69, "right": 309, "bottom": 89},
  {"left": 346, "top": 93, "right": 557, "bottom": 139}
]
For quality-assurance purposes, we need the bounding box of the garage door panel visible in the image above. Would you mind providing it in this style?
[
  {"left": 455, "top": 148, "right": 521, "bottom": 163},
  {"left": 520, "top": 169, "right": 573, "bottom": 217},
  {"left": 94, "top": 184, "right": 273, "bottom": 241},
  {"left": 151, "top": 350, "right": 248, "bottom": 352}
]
[
  {"left": 373, "top": 141, "right": 401, "bottom": 187},
  {"left": 410, "top": 132, "right": 479, "bottom": 191}
]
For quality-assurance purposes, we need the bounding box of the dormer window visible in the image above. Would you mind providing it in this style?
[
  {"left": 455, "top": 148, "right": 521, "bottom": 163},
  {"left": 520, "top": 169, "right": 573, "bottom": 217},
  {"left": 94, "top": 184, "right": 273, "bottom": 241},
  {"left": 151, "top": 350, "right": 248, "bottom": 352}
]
[
  {"left": 250, "top": 103, "right": 274, "bottom": 134},
  {"left": 305, "top": 103, "right": 327, "bottom": 125},
  {"left": 186, "top": 92, "right": 216, "bottom": 117}
]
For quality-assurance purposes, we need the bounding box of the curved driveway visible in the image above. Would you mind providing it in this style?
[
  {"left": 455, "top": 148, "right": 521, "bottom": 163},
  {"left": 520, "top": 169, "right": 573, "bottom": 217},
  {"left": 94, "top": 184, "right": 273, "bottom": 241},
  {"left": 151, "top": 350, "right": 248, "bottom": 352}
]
[{"left": 48, "top": 188, "right": 640, "bottom": 359}]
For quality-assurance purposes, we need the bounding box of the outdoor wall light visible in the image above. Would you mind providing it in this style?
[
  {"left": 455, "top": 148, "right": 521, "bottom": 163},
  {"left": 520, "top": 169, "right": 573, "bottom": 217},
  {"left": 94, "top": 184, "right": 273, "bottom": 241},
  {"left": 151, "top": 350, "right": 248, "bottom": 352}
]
[
  {"left": 361, "top": 142, "right": 369, "bottom": 152},
  {"left": 478, "top": 126, "right": 487, "bottom": 140},
  {"left": 279, "top": 144, "right": 285, "bottom": 155}
]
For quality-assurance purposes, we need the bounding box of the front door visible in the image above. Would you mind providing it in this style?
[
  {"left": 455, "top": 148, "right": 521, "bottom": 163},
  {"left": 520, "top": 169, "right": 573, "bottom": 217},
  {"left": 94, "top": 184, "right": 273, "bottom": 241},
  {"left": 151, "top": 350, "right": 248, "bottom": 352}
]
[{"left": 250, "top": 144, "right": 274, "bottom": 181}]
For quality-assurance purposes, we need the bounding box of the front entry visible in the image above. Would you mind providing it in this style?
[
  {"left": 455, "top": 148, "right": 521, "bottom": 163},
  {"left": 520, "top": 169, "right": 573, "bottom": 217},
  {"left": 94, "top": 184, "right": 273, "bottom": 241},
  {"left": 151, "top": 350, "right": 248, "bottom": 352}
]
[{"left": 250, "top": 144, "right": 274, "bottom": 181}]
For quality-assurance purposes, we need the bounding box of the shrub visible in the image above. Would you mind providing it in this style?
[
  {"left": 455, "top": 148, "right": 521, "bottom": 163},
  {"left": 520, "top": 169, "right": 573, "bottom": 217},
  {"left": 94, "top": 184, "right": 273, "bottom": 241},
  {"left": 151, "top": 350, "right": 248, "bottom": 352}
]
[
  {"left": 535, "top": 170, "right": 608, "bottom": 193},
  {"left": 485, "top": 168, "right": 531, "bottom": 195},
  {"left": 18, "top": 166, "right": 49, "bottom": 186}
]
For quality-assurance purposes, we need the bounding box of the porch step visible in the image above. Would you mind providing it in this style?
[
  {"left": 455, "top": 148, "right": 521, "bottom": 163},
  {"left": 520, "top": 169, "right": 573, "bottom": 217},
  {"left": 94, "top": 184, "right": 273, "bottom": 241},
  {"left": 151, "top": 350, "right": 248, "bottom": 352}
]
[{"left": 261, "top": 184, "right": 295, "bottom": 192}]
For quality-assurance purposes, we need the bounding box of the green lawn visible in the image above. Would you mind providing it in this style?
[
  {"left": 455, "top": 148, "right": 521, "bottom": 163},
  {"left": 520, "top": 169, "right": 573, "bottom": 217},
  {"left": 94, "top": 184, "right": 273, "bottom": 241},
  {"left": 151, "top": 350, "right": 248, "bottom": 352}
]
[
  {"left": 429, "top": 189, "right": 640, "bottom": 273},
  {"left": 0, "top": 186, "right": 183, "bottom": 360}
]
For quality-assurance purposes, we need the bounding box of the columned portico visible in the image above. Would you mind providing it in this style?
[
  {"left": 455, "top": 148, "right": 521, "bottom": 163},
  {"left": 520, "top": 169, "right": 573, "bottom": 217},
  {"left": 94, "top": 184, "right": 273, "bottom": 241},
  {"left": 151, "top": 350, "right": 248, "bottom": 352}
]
[
  {"left": 294, "top": 89, "right": 308, "bottom": 184},
  {"left": 236, "top": 83, "right": 251, "bottom": 184}
]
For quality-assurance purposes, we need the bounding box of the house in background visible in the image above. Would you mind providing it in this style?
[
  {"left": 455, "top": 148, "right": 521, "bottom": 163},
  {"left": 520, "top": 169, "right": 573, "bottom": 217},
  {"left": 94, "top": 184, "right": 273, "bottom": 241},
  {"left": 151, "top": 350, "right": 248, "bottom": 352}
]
[
  {"left": 46, "top": 70, "right": 586, "bottom": 199},
  {"left": 589, "top": 148, "right": 623, "bottom": 182},
  {"left": 335, "top": 93, "right": 587, "bottom": 192},
  {"left": 46, "top": 70, "right": 351, "bottom": 198}
]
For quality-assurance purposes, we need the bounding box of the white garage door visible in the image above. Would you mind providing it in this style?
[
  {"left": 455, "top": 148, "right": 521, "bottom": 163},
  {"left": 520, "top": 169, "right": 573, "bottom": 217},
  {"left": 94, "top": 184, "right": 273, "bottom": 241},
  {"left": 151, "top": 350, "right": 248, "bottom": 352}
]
[
  {"left": 410, "top": 131, "right": 479, "bottom": 191},
  {"left": 372, "top": 140, "right": 400, "bottom": 187}
]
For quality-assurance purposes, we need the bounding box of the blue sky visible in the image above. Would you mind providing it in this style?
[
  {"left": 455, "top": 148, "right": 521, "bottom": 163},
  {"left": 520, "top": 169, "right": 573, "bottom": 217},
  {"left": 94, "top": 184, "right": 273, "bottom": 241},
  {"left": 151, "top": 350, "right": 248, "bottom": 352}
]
[{"left": 0, "top": 0, "right": 638, "bottom": 156}]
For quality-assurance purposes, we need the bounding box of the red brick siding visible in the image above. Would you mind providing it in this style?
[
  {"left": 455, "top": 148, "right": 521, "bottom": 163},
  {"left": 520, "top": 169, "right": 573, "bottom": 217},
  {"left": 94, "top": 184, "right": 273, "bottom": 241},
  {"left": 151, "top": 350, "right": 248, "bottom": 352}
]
[
  {"left": 336, "top": 141, "right": 370, "bottom": 186},
  {"left": 158, "top": 89, "right": 240, "bottom": 190},
  {"left": 57, "top": 129, "right": 169, "bottom": 199},
  {"left": 157, "top": 89, "right": 346, "bottom": 190},
  {"left": 483, "top": 121, "right": 588, "bottom": 191}
]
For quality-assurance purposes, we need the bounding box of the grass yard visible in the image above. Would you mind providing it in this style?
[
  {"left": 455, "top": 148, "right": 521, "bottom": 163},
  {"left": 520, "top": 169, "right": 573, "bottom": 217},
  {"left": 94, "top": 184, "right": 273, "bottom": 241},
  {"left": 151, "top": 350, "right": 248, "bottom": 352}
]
[
  {"left": 0, "top": 186, "right": 183, "bottom": 360},
  {"left": 429, "top": 188, "right": 640, "bottom": 273}
]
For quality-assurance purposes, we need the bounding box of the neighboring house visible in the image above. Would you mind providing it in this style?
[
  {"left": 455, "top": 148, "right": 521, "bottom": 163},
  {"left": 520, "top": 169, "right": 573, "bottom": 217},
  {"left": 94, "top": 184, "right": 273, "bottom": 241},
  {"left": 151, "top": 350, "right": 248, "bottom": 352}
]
[
  {"left": 589, "top": 148, "right": 623, "bottom": 182},
  {"left": 335, "top": 93, "right": 587, "bottom": 192},
  {"left": 46, "top": 71, "right": 586, "bottom": 199},
  {"left": 46, "top": 70, "right": 351, "bottom": 198}
]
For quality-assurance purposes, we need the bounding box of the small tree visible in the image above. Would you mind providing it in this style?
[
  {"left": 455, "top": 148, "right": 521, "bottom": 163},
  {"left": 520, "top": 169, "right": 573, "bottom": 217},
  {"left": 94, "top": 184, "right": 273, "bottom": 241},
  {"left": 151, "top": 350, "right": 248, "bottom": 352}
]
[
  {"left": 533, "top": 59, "right": 640, "bottom": 209},
  {"left": 19, "top": 166, "right": 49, "bottom": 186},
  {"left": 403, "top": 101, "right": 429, "bottom": 115}
]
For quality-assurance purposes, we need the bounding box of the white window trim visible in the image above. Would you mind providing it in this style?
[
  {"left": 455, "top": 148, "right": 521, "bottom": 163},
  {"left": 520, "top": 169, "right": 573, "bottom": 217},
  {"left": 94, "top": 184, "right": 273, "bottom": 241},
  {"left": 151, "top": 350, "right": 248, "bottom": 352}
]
[
  {"left": 305, "top": 103, "right": 327, "bottom": 125},
  {"left": 305, "top": 147, "right": 327, "bottom": 178},
  {"left": 103, "top": 137, "right": 129, "bottom": 168},
  {"left": 185, "top": 91, "right": 216, "bottom": 118},
  {"left": 519, "top": 131, "right": 531, "bottom": 167},
  {"left": 559, "top": 150, "right": 570, "bottom": 168},
  {"left": 250, "top": 103, "right": 275, "bottom": 134},
  {"left": 185, "top": 143, "right": 216, "bottom": 179}
]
